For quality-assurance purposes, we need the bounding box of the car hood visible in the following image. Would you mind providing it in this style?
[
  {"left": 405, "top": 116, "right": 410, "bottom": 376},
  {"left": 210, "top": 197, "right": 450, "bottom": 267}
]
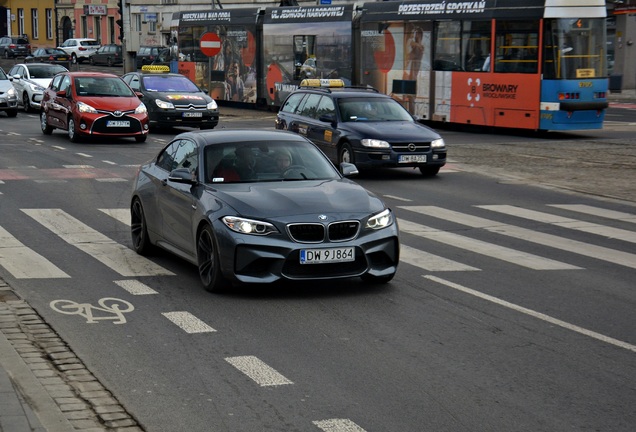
[
  {"left": 77, "top": 96, "right": 142, "bottom": 111},
  {"left": 0, "top": 80, "right": 14, "bottom": 92},
  {"left": 344, "top": 121, "right": 440, "bottom": 141},
  {"left": 28, "top": 78, "right": 53, "bottom": 88},
  {"left": 207, "top": 179, "right": 385, "bottom": 219}
]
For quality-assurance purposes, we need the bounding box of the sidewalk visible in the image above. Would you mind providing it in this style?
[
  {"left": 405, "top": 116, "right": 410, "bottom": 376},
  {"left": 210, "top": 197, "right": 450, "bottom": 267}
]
[{"left": 0, "top": 282, "right": 142, "bottom": 432}]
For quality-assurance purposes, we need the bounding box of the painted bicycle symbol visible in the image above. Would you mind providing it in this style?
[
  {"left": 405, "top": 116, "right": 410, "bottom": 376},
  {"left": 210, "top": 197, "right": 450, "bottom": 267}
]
[{"left": 50, "top": 298, "right": 134, "bottom": 324}]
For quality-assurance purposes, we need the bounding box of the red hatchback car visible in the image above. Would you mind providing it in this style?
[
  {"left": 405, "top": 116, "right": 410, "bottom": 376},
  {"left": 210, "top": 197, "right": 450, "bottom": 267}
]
[{"left": 40, "top": 71, "right": 149, "bottom": 142}]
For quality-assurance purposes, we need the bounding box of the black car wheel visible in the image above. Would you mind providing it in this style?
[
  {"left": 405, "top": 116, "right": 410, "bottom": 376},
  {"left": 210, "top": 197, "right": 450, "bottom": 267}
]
[
  {"left": 68, "top": 117, "right": 81, "bottom": 143},
  {"left": 22, "top": 93, "right": 31, "bottom": 113},
  {"left": 89, "top": 56, "right": 94, "bottom": 65},
  {"left": 419, "top": 166, "right": 440, "bottom": 177},
  {"left": 197, "top": 225, "right": 229, "bottom": 292},
  {"left": 41, "top": 111, "right": 53, "bottom": 134},
  {"left": 6, "top": 109, "right": 18, "bottom": 118},
  {"left": 4, "top": 51, "right": 9, "bottom": 59},
  {"left": 131, "top": 198, "right": 154, "bottom": 255},
  {"left": 361, "top": 273, "right": 395, "bottom": 284},
  {"left": 135, "top": 135, "right": 147, "bottom": 143},
  {"left": 339, "top": 142, "right": 354, "bottom": 165},
  {"left": 107, "top": 57, "right": 113, "bottom": 67},
  {"left": 71, "top": 53, "right": 78, "bottom": 64}
]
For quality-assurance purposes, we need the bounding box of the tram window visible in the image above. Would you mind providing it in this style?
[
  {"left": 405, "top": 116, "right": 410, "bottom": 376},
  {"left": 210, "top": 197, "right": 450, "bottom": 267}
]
[
  {"left": 462, "top": 21, "right": 491, "bottom": 72},
  {"left": 494, "top": 20, "right": 539, "bottom": 73},
  {"left": 434, "top": 21, "right": 462, "bottom": 71}
]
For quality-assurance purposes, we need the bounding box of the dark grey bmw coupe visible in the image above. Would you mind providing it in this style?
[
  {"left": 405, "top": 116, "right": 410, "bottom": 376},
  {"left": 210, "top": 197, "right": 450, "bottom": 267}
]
[{"left": 130, "top": 129, "right": 399, "bottom": 292}]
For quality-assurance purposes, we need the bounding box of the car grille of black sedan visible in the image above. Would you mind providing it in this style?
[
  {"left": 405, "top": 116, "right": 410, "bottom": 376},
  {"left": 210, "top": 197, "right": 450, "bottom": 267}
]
[
  {"left": 173, "top": 103, "right": 208, "bottom": 112},
  {"left": 287, "top": 221, "right": 360, "bottom": 243},
  {"left": 391, "top": 142, "right": 432, "bottom": 152},
  {"left": 91, "top": 113, "right": 144, "bottom": 134}
]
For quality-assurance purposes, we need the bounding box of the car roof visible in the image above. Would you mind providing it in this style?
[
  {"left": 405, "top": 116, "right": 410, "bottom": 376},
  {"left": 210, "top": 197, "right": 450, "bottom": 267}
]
[
  {"left": 60, "top": 71, "right": 120, "bottom": 78},
  {"left": 174, "top": 129, "right": 310, "bottom": 147}
]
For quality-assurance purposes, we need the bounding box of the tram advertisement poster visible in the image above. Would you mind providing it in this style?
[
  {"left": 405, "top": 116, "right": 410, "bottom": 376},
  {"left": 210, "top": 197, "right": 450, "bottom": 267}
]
[{"left": 261, "top": 5, "right": 354, "bottom": 107}]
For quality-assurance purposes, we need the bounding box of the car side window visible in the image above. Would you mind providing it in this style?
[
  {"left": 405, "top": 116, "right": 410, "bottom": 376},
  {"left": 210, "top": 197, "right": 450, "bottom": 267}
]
[
  {"left": 50, "top": 75, "right": 62, "bottom": 91},
  {"left": 315, "top": 96, "right": 335, "bottom": 119},
  {"left": 280, "top": 93, "right": 305, "bottom": 114},
  {"left": 157, "top": 139, "right": 199, "bottom": 177},
  {"left": 299, "top": 93, "right": 322, "bottom": 119},
  {"left": 59, "top": 76, "right": 71, "bottom": 93},
  {"left": 128, "top": 76, "right": 140, "bottom": 90}
]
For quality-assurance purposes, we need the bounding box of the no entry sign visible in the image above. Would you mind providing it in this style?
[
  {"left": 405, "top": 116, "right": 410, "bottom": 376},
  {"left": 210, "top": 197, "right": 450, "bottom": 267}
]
[{"left": 199, "top": 32, "right": 222, "bottom": 57}]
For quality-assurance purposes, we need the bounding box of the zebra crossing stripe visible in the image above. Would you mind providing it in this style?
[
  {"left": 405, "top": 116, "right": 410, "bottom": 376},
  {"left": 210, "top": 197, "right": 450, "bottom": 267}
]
[
  {"left": 162, "top": 312, "right": 216, "bottom": 333},
  {"left": 313, "top": 419, "right": 367, "bottom": 432},
  {"left": 478, "top": 205, "right": 636, "bottom": 244},
  {"left": 548, "top": 204, "right": 636, "bottom": 224},
  {"left": 402, "top": 206, "right": 636, "bottom": 270},
  {"left": 225, "top": 356, "right": 293, "bottom": 387},
  {"left": 22, "top": 209, "right": 174, "bottom": 277},
  {"left": 99, "top": 209, "right": 130, "bottom": 226},
  {"left": 397, "top": 219, "right": 580, "bottom": 270},
  {"left": 0, "top": 225, "right": 70, "bottom": 279},
  {"left": 400, "top": 244, "right": 479, "bottom": 271}
]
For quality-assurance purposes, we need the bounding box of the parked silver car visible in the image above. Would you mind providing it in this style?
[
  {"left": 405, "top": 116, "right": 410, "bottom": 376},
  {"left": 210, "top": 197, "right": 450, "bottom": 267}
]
[
  {"left": 0, "top": 67, "right": 19, "bottom": 117},
  {"left": 8, "top": 63, "right": 68, "bottom": 112}
]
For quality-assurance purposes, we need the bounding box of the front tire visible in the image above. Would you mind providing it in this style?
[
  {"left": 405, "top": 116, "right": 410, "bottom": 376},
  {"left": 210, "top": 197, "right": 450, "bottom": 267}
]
[
  {"left": 197, "top": 225, "right": 230, "bottom": 293},
  {"left": 419, "top": 166, "right": 440, "bottom": 177},
  {"left": 6, "top": 109, "right": 18, "bottom": 118},
  {"left": 131, "top": 198, "right": 154, "bottom": 255},
  {"left": 68, "top": 116, "right": 81, "bottom": 142},
  {"left": 23, "top": 93, "right": 31, "bottom": 113},
  {"left": 41, "top": 111, "right": 53, "bottom": 134},
  {"left": 135, "top": 134, "right": 147, "bottom": 143},
  {"left": 339, "top": 142, "right": 354, "bottom": 165},
  {"left": 361, "top": 273, "right": 395, "bottom": 284}
]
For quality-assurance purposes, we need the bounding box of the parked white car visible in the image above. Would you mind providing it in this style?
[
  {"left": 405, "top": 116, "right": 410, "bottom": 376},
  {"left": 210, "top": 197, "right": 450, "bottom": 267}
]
[
  {"left": 57, "top": 38, "right": 100, "bottom": 64},
  {"left": 8, "top": 63, "right": 68, "bottom": 112}
]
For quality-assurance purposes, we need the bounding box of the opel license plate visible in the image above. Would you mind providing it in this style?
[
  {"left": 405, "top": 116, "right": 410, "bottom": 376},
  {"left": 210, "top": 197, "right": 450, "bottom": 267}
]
[
  {"left": 106, "top": 120, "right": 130, "bottom": 127},
  {"left": 399, "top": 154, "right": 426, "bottom": 163},
  {"left": 300, "top": 247, "right": 355, "bottom": 264}
]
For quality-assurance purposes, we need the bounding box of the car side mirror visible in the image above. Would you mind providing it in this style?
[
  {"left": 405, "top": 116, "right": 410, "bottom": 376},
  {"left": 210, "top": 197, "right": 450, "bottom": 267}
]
[
  {"left": 340, "top": 162, "right": 359, "bottom": 177},
  {"left": 168, "top": 168, "right": 197, "bottom": 185},
  {"left": 135, "top": 91, "right": 143, "bottom": 99},
  {"left": 12, "top": 74, "right": 20, "bottom": 81},
  {"left": 56, "top": 89, "right": 67, "bottom": 98}
]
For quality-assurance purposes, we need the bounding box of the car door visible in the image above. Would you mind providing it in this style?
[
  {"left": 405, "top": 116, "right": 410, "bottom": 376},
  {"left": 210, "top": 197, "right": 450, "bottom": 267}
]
[
  {"left": 155, "top": 138, "right": 200, "bottom": 255},
  {"left": 308, "top": 95, "right": 339, "bottom": 160},
  {"left": 8, "top": 65, "right": 25, "bottom": 97},
  {"left": 47, "top": 75, "right": 72, "bottom": 129}
]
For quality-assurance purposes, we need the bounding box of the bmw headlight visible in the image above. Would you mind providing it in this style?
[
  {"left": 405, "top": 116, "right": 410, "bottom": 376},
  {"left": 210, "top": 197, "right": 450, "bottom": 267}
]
[
  {"left": 77, "top": 101, "right": 97, "bottom": 113},
  {"left": 222, "top": 216, "right": 278, "bottom": 235},
  {"left": 361, "top": 138, "right": 390, "bottom": 149},
  {"left": 155, "top": 99, "right": 174, "bottom": 109},
  {"left": 366, "top": 209, "right": 393, "bottom": 230},
  {"left": 135, "top": 102, "right": 148, "bottom": 114},
  {"left": 207, "top": 100, "right": 218, "bottom": 110},
  {"left": 431, "top": 138, "right": 445, "bottom": 148}
]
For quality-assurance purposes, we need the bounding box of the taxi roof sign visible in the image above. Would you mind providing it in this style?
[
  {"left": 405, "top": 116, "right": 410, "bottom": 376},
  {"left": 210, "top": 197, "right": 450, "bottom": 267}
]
[
  {"left": 299, "top": 79, "right": 345, "bottom": 88},
  {"left": 141, "top": 65, "right": 171, "bottom": 73}
]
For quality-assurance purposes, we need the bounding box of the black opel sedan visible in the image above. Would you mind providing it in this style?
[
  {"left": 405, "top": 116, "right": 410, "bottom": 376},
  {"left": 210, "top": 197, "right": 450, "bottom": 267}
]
[
  {"left": 130, "top": 129, "right": 399, "bottom": 292},
  {"left": 122, "top": 66, "right": 219, "bottom": 131},
  {"left": 276, "top": 79, "right": 447, "bottom": 176}
]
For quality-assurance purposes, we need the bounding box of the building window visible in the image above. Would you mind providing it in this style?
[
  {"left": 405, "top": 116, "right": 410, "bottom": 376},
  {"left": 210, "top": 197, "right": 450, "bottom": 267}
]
[
  {"left": 94, "top": 16, "right": 101, "bottom": 41},
  {"left": 109, "top": 16, "right": 115, "bottom": 44},
  {"left": 18, "top": 9, "right": 25, "bottom": 36},
  {"left": 46, "top": 9, "right": 53, "bottom": 40},
  {"left": 81, "top": 16, "right": 87, "bottom": 38},
  {"left": 31, "top": 9, "right": 39, "bottom": 39},
  {"left": 149, "top": 20, "right": 157, "bottom": 33},
  {"left": 135, "top": 14, "right": 142, "bottom": 32}
]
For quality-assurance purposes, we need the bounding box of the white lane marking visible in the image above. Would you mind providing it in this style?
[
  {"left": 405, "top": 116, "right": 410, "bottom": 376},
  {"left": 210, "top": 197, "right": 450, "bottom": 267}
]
[
  {"left": 548, "top": 204, "right": 636, "bottom": 224},
  {"left": 114, "top": 280, "right": 158, "bottom": 295},
  {"left": 426, "top": 275, "right": 636, "bottom": 353},
  {"left": 383, "top": 195, "right": 412, "bottom": 202},
  {"left": 102, "top": 160, "right": 117, "bottom": 165},
  {"left": 96, "top": 178, "right": 128, "bottom": 183},
  {"left": 478, "top": 205, "right": 636, "bottom": 243},
  {"left": 313, "top": 419, "right": 367, "bottom": 432},
  {"left": 397, "top": 219, "right": 579, "bottom": 270},
  {"left": 0, "top": 225, "right": 70, "bottom": 279},
  {"left": 225, "top": 356, "right": 293, "bottom": 387},
  {"left": 99, "top": 208, "right": 130, "bottom": 226},
  {"left": 63, "top": 165, "right": 94, "bottom": 169},
  {"left": 52, "top": 145, "right": 66, "bottom": 150},
  {"left": 403, "top": 206, "right": 636, "bottom": 270},
  {"left": 22, "top": 209, "right": 174, "bottom": 277},
  {"left": 76, "top": 153, "right": 92, "bottom": 158},
  {"left": 400, "top": 244, "right": 479, "bottom": 271},
  {"left": 162, "top": 312, "right": 216, "bottom": 333}
]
